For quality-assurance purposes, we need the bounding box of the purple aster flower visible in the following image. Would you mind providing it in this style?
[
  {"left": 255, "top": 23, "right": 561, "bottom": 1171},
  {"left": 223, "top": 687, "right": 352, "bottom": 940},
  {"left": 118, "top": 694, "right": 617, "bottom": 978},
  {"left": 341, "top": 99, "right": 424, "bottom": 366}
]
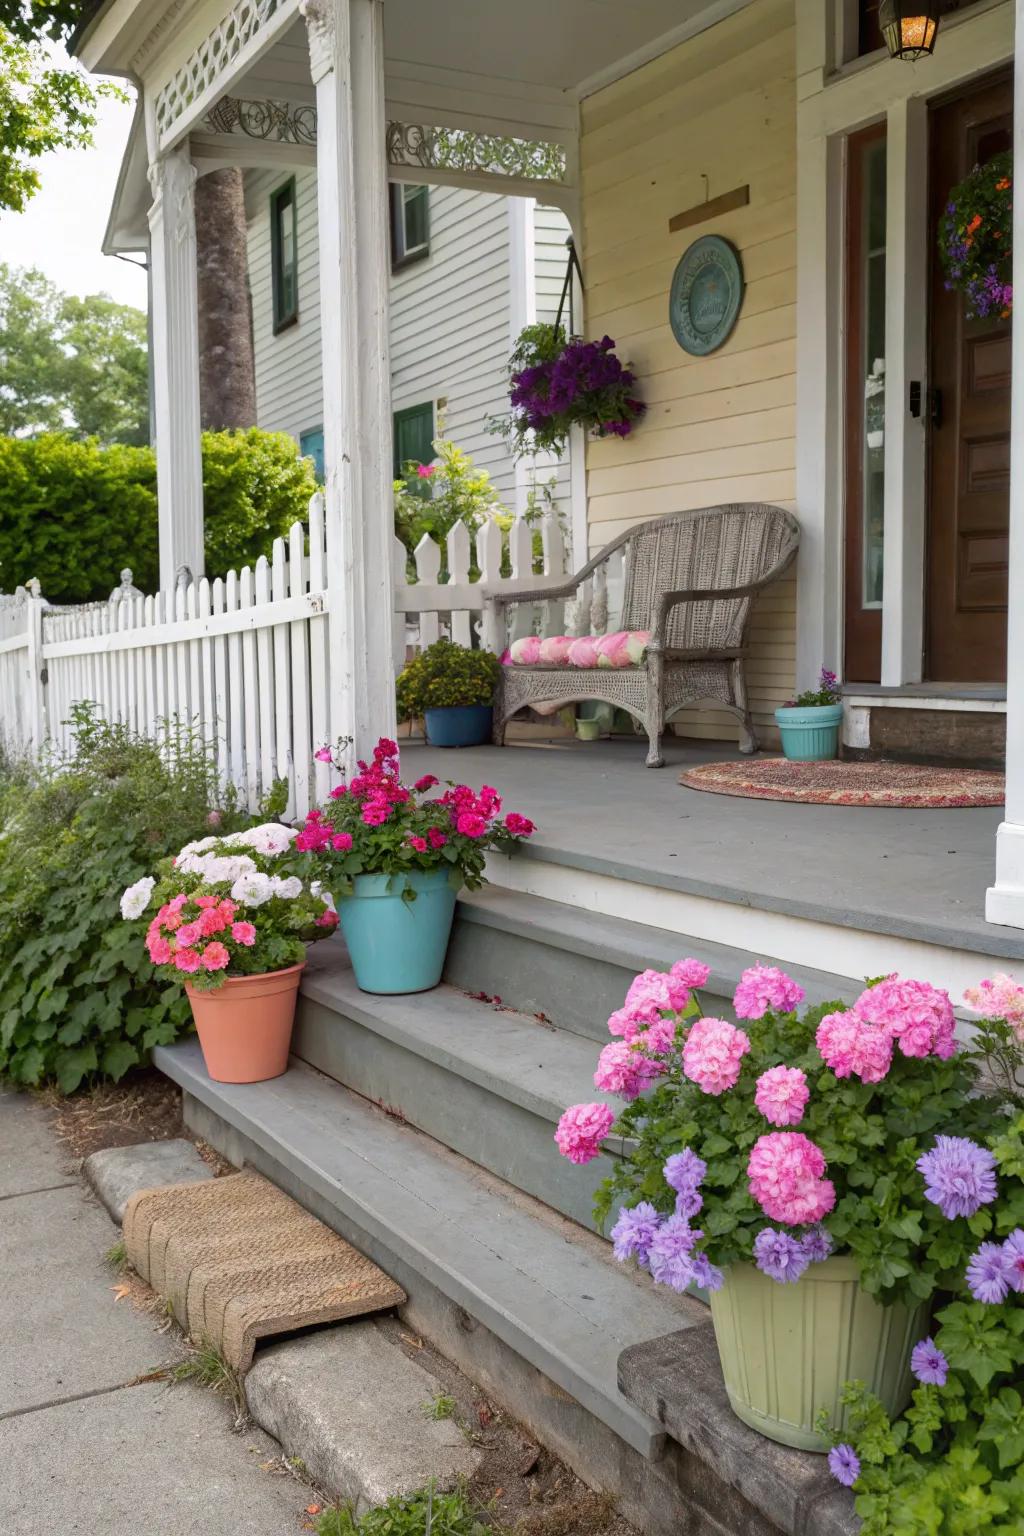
[
  {"left": 966, "top": 1240, "right": 1016, "bottom": 1304},
  {"left": 910, "top": 1337, "right": 948, "bottom": 1386},
  {"left": 675, "top": 1188, "right": 703, "bottom": 1219},
  {"left": 916, "top": 1136, "right": 998, "bottom": 1220},
  {"left": 1003, "top": 1229, "right": 1024, "bottom": 1293},
  {"left": 828, "top": 1445, "right": 860, "bottom": 1488},
  {"left": 800, "top": 1226, "right": 833, "bottom": 1264},
  {"left": 753, "top": 1228, "right": 810, "bottom": 1284},
  {"left": 610, "top": 1202, "right": 662, "bottom": 1266},
  {"left": 689, "top": 1252, "right": 724, "bottom": 1292},
  {"left": 648, "top": 1215, "right": 702, "bottom": 1292},
  {"left": 664, "top": 1149, "right": 706, "bottom": 1199}
]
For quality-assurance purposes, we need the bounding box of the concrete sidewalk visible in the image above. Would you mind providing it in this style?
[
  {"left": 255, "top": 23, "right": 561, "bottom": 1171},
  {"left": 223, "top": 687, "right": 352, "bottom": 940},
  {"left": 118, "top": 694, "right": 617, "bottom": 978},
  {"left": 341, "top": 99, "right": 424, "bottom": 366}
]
[{"left": 0, "top": 1090, "right": 315, "bottom": 1536}]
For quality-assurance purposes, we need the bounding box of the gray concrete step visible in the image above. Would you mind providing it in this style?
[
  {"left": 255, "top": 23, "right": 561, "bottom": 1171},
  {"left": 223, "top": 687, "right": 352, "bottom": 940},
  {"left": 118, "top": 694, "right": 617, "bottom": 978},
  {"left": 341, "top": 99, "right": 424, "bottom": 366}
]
[
  {"left": 296, "top": 945, "right": 620, "bottom": 1231},
  {"left": 154, "top": 1039, "right": 702, "bottom": 1462},
  {"left": 444, "top": 887, "right": 860, "bottom": 1041}
]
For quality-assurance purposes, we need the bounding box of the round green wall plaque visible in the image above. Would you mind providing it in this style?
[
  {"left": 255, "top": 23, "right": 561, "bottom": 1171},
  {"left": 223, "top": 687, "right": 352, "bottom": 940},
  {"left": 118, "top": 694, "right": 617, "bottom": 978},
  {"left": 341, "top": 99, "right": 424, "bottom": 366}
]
[{"left": 669, "top": 235, "right": 744, "bottom": 356}]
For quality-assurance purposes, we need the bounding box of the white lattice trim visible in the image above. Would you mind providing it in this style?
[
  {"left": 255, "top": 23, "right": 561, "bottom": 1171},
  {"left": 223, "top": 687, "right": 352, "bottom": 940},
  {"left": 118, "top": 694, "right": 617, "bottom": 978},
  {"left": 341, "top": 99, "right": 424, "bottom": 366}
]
[
  {"left": 385, "top": 121, "right": 568, "bottom": 184},
  {"left": 154, "top": 0, "right": 283, "bottom": 142}
]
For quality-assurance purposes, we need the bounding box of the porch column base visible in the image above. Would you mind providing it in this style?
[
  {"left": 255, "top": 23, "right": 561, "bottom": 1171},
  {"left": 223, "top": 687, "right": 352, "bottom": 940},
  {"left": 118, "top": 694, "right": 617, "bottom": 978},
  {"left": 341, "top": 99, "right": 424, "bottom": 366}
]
[{"left": 985, "top": 821, "right": 1024, "bottom": 928}]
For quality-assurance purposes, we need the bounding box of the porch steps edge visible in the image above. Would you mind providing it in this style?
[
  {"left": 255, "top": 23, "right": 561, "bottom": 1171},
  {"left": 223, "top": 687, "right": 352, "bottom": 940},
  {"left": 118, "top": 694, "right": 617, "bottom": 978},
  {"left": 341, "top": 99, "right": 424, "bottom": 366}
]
[
  {"left": 154, "top": 1041, "right": 700, "bottom": 1460},
  {"left": 446, "top": 887, "right": 861, "bottom": 1039},
  {"left": 295, "top": 949, "right": 614, "bottom": 1229}
]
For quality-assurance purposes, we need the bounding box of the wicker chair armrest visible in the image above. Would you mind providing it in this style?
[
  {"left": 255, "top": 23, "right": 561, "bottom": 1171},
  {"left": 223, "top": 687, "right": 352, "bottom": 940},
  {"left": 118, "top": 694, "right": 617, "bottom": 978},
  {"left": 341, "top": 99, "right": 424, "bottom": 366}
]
[
  {"left": 647, "top": 546, "right": 797, "bottom": 651},
  {"left": 480, "top": 545, "right": 618, "bottom": 610}
]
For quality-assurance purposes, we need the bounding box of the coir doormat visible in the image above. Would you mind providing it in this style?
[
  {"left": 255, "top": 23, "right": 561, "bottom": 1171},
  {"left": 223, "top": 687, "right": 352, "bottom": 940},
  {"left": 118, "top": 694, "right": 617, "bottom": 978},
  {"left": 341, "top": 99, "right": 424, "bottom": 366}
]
[
  {"left": 124, "top": 1171, "right": 405, "bottom": 1372},
  {"left": 679, "top": 758, "right": 1005, "bottom": 808}
]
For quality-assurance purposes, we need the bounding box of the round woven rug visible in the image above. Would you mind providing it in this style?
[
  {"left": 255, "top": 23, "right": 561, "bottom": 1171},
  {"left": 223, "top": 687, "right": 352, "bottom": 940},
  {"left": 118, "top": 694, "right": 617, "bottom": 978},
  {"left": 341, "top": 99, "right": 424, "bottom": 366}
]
[{"left": 680, "top": 758, "right": 1005, "bottom": 808}]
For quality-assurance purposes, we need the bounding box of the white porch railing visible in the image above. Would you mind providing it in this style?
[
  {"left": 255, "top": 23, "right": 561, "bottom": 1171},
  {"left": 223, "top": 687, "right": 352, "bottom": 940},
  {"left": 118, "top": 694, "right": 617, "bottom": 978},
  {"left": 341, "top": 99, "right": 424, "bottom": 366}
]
[{"left": 0, "top": 496, "right": 606, "bottom": 815}]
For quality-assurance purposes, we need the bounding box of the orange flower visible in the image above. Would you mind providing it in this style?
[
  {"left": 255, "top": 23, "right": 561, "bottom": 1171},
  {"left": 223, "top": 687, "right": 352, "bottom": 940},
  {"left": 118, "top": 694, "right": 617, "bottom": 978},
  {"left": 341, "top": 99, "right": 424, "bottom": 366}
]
[
  {"left": 996, "top": 178, "right": 1011, "bottom": 191},
  {"left": 967, "top": 214, "right": 983, "bottom": 234}
]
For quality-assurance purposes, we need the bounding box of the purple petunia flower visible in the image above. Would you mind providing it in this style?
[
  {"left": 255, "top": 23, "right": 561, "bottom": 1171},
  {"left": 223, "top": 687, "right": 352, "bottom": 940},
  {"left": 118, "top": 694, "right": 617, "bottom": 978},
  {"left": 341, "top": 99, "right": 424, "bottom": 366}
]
[
  {"left": 675, "top": 1188, "right": 703, "bottom": 1220},
  {"left": 966, "top": 1240, "right": 1017, "bottom": 1304},
  {"left": 800, "top": 1226, "right": 833, "bottom": 1264},
  {"left": 828, "top": 1445, "right": 861, "bottom": 1488},
  {"left": 610, "top": 1202, "right": 662, "bottom": 1267},
  {"left": 1003, "top": 1229, "right": 1024, "bottom": 1293},
  {"left": 910, "top": 1337, "right": 948, "bottom": 1386},
  {"left": 689, "top": 1252, "right": 724, "bottom": 1292},
  {"left": 648, "top": 1215, "right": 702, "bottom": 1292},
  {"left": 664, "top": 1149, "right": 707, "bottom": 1196},
  {"left": 916, "top": 1136, "right": 998, "bottom": 1220},
  {"left": 753, "top": 1227, "right": 810, "bottom": 1284}
]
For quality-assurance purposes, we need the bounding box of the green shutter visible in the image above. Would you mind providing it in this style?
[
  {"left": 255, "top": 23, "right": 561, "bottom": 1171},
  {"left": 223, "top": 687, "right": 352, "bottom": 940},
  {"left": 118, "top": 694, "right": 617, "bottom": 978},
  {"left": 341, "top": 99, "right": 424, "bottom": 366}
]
[{"left": 393, "top": 402, "right": 436, "bottom": 499}]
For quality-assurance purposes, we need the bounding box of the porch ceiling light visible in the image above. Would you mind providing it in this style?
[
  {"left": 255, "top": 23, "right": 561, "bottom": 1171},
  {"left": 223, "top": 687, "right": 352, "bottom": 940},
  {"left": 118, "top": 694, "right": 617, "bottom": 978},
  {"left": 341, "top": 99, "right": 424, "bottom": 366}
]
[{"left": 878, "top": 0, "right": 940, "bottom": 60}]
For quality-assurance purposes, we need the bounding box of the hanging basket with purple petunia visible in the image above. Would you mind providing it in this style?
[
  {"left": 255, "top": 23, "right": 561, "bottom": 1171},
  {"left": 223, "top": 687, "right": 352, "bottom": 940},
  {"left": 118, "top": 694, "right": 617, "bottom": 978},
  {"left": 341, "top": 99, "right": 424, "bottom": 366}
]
[
  {"left": 938, "top": 151, "right": 1013, "bottom": 320},
  {"left": 496, "top": 322, "right": 646, "bottom": 458}
]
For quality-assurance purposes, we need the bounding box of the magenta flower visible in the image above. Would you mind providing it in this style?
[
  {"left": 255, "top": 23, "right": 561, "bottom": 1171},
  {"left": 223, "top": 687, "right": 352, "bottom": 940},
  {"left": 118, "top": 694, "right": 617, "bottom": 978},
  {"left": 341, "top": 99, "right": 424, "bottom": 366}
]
[
  {"left": 610, "top": 1202, "right": 662, "bottom": 1265},
  {"left": 854, "top": 976, "right": 956, "bottom": 1060},
  {"left": 314, "top": 746, "right": 334, "bottom": 763},
  {"left": 682, "top": 1016, "right": 751, "bottom": 1095},
  {"left": 828, "top": 1445, "right": 860, "bottom": 1488},
  {"left": 554, "top": 1102, "right": 615, "bottom": 1165},
  {"left": 754, "top": 1065, "right": 809, "bottom": 1126},
  {"left": 733, "top": 965, "right": 805, "bottom": 1020},
  {"left": 504, "top": 813, "right": 535, "bottom": 837},
  {"left": 414, "top": 774, "right": 439, "bottom": 792},
  {"left": 593, "top": 1040, "right": 665, "bottom": 1100},
  {"left": 816, "top": 1010, "right": 893, "bottom": 1084},
  {"left": 966, "top": 1240, "right": 1016, "bottom": 1304},
  {"left": 917, "top": 1136, "right": 998, "bottom": 1221},
  {"left": 415, "top": 463, "right": 435, "bottom": 478},
  {"left": 407, "top": 835, "right": 428, "bottom": 854},
  {"left": 910, "top": 1338, "right": 948, "bottom": 1386},
  {"left": 456, "top": 811, "right": 488, "bottom": 838},
  {"left": 753, "top": 1228, "right": 809, "bottom": 1284},
  {"left": 625, "top": 968, "right": 691, "bottom": 1016},
  {"left": 671, "top": 957, "right": 711, "bottom": 989}
]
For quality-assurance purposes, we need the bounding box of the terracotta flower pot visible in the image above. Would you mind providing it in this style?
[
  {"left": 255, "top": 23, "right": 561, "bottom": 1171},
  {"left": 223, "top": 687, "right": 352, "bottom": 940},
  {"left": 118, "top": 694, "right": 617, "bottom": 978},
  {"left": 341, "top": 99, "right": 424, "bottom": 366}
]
[{"left": 184, "top": 963, "right": 304, "bottom": 1084}]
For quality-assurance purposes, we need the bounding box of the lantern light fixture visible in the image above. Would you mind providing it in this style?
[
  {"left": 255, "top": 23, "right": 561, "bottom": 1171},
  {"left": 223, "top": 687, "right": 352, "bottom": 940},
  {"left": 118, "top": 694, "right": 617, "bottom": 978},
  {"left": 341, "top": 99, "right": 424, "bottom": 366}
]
[{"left": 878, "top": 0, "right": 941, "bottom": 60}]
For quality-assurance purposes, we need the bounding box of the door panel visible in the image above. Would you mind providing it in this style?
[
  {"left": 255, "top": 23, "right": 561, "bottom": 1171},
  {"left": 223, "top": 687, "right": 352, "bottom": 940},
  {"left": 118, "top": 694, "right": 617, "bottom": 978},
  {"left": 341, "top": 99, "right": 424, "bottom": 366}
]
[{"left": 927, "top": 75, "right": 1012, "bottom": 682}]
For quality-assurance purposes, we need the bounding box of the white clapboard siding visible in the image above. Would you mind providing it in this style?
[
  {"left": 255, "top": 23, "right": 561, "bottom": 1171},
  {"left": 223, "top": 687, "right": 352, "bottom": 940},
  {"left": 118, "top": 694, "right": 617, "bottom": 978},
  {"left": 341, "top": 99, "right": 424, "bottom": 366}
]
[{"left": 30, "top": 504, "right": 331, "bottom": 819}]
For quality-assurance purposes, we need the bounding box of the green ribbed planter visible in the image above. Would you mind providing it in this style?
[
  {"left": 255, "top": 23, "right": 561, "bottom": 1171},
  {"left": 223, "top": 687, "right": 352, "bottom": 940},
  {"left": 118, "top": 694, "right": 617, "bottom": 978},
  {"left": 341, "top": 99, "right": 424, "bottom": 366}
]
[{"left": 709, "top": 1256, "right": 927, "bottom": 1451}]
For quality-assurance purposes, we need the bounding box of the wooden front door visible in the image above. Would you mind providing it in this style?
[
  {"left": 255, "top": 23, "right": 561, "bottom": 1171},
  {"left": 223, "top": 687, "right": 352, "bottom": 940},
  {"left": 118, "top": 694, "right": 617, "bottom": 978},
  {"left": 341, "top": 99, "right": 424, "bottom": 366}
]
[{"left": 926, "top": 75, "right": 1012, "bottom": 682}]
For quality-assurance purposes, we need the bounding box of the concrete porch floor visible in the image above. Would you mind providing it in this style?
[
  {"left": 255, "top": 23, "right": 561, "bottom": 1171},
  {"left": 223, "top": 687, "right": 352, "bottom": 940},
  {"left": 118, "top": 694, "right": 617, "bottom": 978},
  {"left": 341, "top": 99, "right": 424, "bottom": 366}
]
[{"left": 399, "top": 734, "right": 1023, "bottom": 964}]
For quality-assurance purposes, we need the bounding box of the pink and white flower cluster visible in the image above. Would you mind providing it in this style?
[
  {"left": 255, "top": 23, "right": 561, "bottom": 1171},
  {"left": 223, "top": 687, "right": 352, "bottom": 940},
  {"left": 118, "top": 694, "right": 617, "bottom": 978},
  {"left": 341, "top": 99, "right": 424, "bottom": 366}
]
[
  {"left": 815, "top": 974, "right": 956, "bottom": 1083},
  {"left": 964, "top": 973, "right": 1024, "bottom": 1044},
  {"left": 747, "top": 1131, "right": 836, "bottom": 1226}
]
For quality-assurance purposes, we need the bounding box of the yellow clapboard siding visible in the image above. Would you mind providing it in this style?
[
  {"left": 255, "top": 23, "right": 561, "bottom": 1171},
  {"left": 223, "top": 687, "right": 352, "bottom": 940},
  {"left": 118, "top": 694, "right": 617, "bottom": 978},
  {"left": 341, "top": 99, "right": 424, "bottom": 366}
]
[
  {"left": 588, "top": 436, "right": 795, "bottom": 499},
  {"left": 587, "top": 470, "right": 797, "bottom": 524},
  {"left": 588, "top": 405, "right": 796, "bottom": 469},
  {"left": 592, "top": 378, "right": 797, "bottom": 456},
  {"left": 588, "top": 221, "right": 796, "bottom": 320},
  {"left": 591, "top": 266, "right": 795, "bottom": 349}
]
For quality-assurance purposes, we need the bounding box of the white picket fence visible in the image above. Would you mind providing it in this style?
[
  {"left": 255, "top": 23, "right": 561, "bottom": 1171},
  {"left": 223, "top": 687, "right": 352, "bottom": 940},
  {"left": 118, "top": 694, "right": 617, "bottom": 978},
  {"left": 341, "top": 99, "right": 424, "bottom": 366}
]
[{"left": 0, "top": 495, "right": 599, "bottom": 817}]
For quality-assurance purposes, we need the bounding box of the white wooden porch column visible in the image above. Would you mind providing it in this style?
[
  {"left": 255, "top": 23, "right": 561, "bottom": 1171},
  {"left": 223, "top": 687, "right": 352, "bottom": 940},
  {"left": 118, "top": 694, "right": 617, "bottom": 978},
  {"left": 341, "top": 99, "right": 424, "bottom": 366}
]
[
  {"left": 147, "top": 145, "right": 205, "bottom": 589},
  {"left": 302, "top": 0, "right": 396, "bottom": 766},
  {"left": 986, "top": 13, "right": 1024, "bottom": 929}
]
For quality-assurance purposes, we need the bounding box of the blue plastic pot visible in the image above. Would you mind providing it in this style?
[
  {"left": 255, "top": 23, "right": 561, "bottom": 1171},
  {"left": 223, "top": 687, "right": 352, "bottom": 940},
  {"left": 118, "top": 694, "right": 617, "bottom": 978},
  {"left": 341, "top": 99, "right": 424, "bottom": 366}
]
[
  {"left": 774, "top": 702, "right": 843, "bottom": 762},
  {"left": 424, "top": 705, "right": 493, "bottom": 748},
  {"left": 338, "top": 868, "right": 458, "bottom": 994}
]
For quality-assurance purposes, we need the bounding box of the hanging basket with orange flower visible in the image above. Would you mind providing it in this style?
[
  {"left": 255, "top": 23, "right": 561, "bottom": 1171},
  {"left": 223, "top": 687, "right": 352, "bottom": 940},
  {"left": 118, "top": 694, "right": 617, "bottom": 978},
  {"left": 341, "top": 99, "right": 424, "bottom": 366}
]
[{"left": 939, "top": 150, "right": 1013, "bottom": 320}]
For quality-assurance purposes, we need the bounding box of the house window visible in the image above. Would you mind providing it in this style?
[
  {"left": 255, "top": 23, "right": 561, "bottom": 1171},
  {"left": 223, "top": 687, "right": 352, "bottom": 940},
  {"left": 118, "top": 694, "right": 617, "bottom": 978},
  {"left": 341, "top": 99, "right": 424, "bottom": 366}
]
[
  {"left": 300, "top": 427, "right": 324, "bottom": 481},
  {"left": 270, "top": 179, "right": 298, "bottom": 332},
  {"left": 393, "top": 402, "right": 435, "bottom": 498},
  {"left": 389, "top": 183, "right": 430, "bottom": 269}
]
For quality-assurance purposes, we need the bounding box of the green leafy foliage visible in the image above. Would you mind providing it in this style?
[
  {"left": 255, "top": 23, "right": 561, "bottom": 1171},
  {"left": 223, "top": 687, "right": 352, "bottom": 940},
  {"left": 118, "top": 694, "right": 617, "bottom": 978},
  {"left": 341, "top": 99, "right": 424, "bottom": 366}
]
[
  {"left": 317, "top": 1484, "right": 486, "bottom": 1536},
  {"left": 595, "top": 995, "right": 1009, "bottom": 1310},
  {"left": 0, "top": 25, "right": 125, "bottom": 212},
  {"left": 0, "top": 265, "right": 148, "bottom": 441},
  {"left": 0, "top": 428, "right": 318, "bottom": 602},
  {"left": 396, "top": 639, "right": 500, "bottom": 720},
  {"left": 0, "top": 704, "right": 251, "bottom": 1092},
  {"left": 393, "top": 436, "right": 508, "bottom": 569}
]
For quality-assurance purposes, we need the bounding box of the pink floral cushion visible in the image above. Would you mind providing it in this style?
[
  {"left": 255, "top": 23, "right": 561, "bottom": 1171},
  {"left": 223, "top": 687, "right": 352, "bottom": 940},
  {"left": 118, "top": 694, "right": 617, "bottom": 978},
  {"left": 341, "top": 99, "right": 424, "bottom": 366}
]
[{"left": 502, "top": 631, "right": 649, "bottom": 668}]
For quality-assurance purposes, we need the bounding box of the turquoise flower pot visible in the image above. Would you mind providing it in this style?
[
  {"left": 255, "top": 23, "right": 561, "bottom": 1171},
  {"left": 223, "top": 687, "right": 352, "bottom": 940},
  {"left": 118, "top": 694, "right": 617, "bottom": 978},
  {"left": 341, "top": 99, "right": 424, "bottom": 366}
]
[
  {"left": 338, "top": 868, "right": 458, "bottom": 994},
  {"left": 424, "top": 705, "right": 493, "bottom": 747},
  {"left": 774, "top": 702, "right": 844, "bottom": 762}
]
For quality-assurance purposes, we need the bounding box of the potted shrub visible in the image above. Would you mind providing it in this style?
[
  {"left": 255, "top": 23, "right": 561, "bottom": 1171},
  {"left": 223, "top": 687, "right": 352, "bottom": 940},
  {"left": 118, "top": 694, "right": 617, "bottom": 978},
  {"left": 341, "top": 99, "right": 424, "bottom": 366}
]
[
  {"left": 554, "top": 961, "right": 1012, "bottom": 1451},
  {"left": 122, "top": 823, "right": 338, "bottom": 1084},
  {"left": 397, "top": 638, "right": 501, "bottom": 749},
  {"left": 287, "top": 737, "right": 534, "bottom": 994},
  {"left": 776, "top": 667, "right": 844, "bottom": 761}
]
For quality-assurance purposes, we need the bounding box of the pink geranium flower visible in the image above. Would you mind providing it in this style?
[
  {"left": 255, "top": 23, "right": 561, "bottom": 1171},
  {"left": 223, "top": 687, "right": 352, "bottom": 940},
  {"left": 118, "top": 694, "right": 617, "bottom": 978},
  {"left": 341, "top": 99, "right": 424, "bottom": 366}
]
[
  {"left": 747, "top": 1132, "right": 836, "bottom": 1226},
  {"left": 671, "top": 958, "right": 711, "bottom": 989},
  {"left": 754, "top": 1065, "right": 809, "bottom": 1126},
  {"left": 854, "top": 976, "right": 956, "bottom": 1060},
  {"left": 231, "top": 922, "right": 257, "bottom": 946},
  {"left": 408, "top": 835, "right": 428, "bottom": 853},
  {"left": 733, "top": 965, "right": 805, "bottom": 1020},
  {"left": 201, "top": 942, "right": 230, "bottom": 971},
  {"left": 456, "top": 812, "right": 487, "bottom": 838},
  {"left": 682, "top": 1016, "right": 750, "bottom": 1095},
  {"left": 816, "top": 1010, "right": 893, "bottom": 1083},
  {"left": 173, "top": 948, "right": 201, "bottom": 974},
  {"left": 175, "top": 922, "right": 201, "bottom": 948},
  {"left": 554, "top": 1102, "right": 616, "bottom": 1164}
]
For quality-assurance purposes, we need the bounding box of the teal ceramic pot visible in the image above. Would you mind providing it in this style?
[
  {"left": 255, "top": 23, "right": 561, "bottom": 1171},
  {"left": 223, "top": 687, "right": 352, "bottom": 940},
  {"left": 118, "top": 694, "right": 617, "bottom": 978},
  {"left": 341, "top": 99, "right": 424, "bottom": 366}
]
[
  {"left": 338, "top": 868, "right": 458, "bottom": 994},
  {"left": 424, "top": 705, "right": 493, "bottom": 747},
  {"left": 774, "top": 702, "right": 843, "bottom": 762}
]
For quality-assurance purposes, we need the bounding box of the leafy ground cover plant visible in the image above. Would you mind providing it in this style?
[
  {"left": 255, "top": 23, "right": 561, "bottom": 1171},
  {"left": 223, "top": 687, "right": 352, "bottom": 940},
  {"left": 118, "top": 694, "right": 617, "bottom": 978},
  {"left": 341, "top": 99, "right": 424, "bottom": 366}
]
[
  {"left": 396, "top": 639, "right": 501, "bottom": 720},
  {"left": 317, "top": 1484, "right": 486, "bottom": 1536},
  {"left": 126, "top": 823, "right": 337, "bottom": 990},
  {"left": 0, "top": 705, "right": 255, "bottom": 1091},
  {"left": 286, "top": 737, "right": 534, "bottom": 897}
]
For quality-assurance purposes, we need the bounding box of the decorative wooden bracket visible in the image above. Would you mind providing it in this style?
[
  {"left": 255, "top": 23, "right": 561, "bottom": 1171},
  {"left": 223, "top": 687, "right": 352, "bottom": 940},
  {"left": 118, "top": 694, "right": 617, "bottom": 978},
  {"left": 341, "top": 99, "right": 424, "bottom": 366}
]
[{"left": 669, "top": 184, "right": 749, "bottom": 234}]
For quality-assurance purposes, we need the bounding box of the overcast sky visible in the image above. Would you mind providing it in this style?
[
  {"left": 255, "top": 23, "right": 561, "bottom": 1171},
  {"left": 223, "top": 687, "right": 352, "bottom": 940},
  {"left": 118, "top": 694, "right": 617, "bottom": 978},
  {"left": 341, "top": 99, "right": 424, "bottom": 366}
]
[{"left": 0, "top": 56, "right": 147, "bottom": 312}]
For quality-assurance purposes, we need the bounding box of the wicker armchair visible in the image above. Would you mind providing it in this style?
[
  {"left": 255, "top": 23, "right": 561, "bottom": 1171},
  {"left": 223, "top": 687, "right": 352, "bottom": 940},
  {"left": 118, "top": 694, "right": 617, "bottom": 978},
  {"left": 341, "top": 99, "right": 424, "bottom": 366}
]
[{"left": 486, "top": 504, "right": 799, "bottom": 768}]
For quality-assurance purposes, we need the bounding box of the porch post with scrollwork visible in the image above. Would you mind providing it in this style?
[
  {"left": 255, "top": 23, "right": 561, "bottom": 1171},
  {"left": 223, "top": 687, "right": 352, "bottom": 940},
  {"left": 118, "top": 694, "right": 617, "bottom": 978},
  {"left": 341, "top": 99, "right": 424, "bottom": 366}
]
[
  {"left": 302, "top": 0, "right": 397, "bottom": 768},
  {"left": 986, "top": 7, "right": 1024, "bottom": 930},
  {"left": 147, "top": 144, "right": 205, "bottom": 590}
]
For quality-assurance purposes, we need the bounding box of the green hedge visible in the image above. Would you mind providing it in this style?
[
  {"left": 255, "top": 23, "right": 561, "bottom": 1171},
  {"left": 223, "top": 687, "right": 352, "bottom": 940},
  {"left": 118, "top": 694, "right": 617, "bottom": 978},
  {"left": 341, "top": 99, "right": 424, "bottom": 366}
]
[{"left": 0, "top": 428, "right": 319, "bottom": 604}]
